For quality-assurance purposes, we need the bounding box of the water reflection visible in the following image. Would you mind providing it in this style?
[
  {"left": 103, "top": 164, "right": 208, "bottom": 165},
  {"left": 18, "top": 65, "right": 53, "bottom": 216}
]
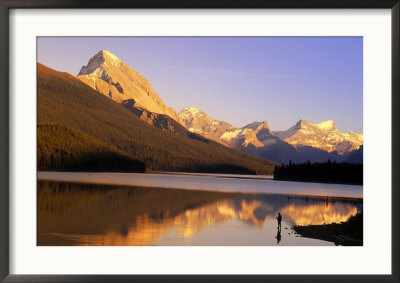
[
  {"left": 282, "top": 203, "right": 359, "bottom": 226},
  {"left": 37, "top": 181, "right": 362, "bottom": 246},
  {"left": 276, "top": 229, "right": 282, "bottom": 244}
]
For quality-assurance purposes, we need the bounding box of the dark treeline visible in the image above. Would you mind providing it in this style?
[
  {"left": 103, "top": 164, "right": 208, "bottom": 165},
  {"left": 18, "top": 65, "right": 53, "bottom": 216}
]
[
  {"left": 274, "top": 160, "right": 363, "bottom": 185},
  {"left": 37, "top": 63, "right": 278, "bottom": 175},
  {"left": 38, "top": 123, "right": 145, "bottom": 172}
]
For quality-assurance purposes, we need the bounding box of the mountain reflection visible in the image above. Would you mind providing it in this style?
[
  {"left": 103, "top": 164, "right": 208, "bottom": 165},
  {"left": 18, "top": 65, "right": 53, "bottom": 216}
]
[
  {"left": 281, "top": 203, "right": 358, "bottom": 226},
  {"left": 37, "top": 181, "right": 362, "bottom": 246}
]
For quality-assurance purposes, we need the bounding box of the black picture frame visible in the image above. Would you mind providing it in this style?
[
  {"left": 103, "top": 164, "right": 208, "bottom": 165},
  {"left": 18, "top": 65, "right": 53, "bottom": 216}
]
[{"left": 0, "top": 1, "right": 399, "bottom": 282}]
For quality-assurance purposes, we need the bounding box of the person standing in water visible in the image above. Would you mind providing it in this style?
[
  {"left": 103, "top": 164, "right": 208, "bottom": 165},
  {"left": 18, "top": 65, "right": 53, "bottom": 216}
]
[{"left": 276, "top": 212, "right": 282, "bottom": 231}]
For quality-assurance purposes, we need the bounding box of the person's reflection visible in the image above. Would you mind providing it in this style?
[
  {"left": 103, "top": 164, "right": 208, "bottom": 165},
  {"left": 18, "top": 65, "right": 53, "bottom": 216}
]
[{"left": 276, "top": 229, "right": 282, "bottom": 244}]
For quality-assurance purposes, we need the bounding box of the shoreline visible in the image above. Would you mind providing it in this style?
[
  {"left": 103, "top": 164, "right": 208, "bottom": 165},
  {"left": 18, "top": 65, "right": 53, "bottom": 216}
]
[
  {"left": 149, "top": 171, "right": 274, "bottom": 180},
  {"left": 293, "top": 213, "right": 363, "bottom": 246}
]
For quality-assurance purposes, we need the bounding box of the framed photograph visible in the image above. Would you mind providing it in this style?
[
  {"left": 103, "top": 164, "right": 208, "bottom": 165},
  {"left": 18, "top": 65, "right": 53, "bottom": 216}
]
[{"left": 1, "top": 0, "right": 399, "bottom": 282}]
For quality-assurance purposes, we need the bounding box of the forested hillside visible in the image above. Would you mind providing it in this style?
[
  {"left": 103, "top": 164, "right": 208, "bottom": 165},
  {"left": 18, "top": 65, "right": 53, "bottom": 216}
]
[
  {"left": 37, "top": 63, "right": 278, "bottom": 174},
  {"left": 37, "top": 123, "right": 145, "bottom": 172}
]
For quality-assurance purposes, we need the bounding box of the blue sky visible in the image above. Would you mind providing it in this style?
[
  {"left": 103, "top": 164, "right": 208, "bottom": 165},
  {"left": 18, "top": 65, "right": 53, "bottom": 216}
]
[{"left": 37, "top": 37, "right": 363, "bottom": 133}]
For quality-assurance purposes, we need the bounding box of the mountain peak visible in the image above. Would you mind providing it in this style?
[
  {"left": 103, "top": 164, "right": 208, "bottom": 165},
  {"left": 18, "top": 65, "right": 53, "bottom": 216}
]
[
  {"left": 259, "top": 120, "right": 270, "bottom": 128},
  {"left": 243, "top": 120, "right": 270, "bottom": 131},
  {"left": 295, "top": 119, "right": 337, "bottom": 130},
  {"left": 77, "top": 50, "right": 184, "bottom": 125},
  {"left": 91, "top": 49, "right": 121, "bottom": 62},
  {"left": 183, "top": 107, "right": 202, "bottom": 115},
  {"left": 78, "top": 50, "right": 122, "bottom": 76},
  {"left": 179, "top": 107, "right": 205, "bottom": 123},
  {"left": 99, "top": 49, "right": 120, "bottom": 59},
  {"left": 179, "top": 107, "right": 236, "bottom": 145},
  {"left": 295, "top": 119, "right": 312, "bottom": 128},
  {"left": 274, "top": 119, "right": 362, "bottom": 154},
  {"left": 316, "top": 120, "right": 336, "bottom": 130}
]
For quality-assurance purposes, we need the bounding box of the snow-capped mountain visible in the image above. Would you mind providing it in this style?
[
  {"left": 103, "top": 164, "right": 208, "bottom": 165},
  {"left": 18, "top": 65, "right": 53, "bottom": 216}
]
[
  {"left": 78, "top": 50, "right": 183, "bottom": 125},
  {"left": 179, "top": 108, "right": 363, "bottom": 164},
  {"left": 274, "top": 119, "right": 363, "bottom": 154},
  {"left": 220, "top": 121, "right": 276, "bottom": 148}
]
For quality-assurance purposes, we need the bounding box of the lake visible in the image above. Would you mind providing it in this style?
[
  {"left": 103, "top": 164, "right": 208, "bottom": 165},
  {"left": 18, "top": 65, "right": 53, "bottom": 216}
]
[{"left": 37, "top": 172, "right": 363, "bottom": 246}]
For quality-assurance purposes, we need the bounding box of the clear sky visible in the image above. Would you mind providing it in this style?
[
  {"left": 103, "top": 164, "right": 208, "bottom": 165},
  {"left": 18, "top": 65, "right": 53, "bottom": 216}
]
[{"left": 37, "top": 37, "right": 363, "bottom": 133}]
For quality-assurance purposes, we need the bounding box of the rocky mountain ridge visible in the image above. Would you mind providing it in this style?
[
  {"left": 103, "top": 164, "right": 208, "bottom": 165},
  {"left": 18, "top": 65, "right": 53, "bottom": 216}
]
[
  {"left": 274, "top": 119, "right": 363, "bottom": 154},
  {"left": 180, "top": 107, "right": 236, "bottom": 145},
  {"left": 178, "top": 107, "right": 363, "bottom": 164},
  {"left": 77, "top": 50, "right": 183, "bottom": 126}
]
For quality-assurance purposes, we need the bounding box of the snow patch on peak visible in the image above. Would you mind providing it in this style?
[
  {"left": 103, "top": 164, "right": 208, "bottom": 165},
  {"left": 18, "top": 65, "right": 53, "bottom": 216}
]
[
  {"left": 100, "top": 50, "right": 120, "bottom": 62},
  {"left": 93, "top": 50, "right": 121, "bottom": 65},
  {"left": 180, "top": 107, "right": 202, "bottom": 115},
  {"left": 179, "top": 107, "right": 203, "bottom": 121},
  {"left": 187, "top": 107, "right": 202, "bottom": 114},
  {"left": 78, "top": 50, "right": 122, "bottom": 76},
  {"left": 221, "top": 129, "right": 241, "bottom": 142},
  {"left": 316, "top": 120, "right": 336, "bottom": 130}
]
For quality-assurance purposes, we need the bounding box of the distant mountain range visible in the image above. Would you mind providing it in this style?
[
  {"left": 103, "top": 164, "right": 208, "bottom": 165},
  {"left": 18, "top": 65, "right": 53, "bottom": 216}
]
[
  {"left": 38, "top": 49, "right": 363, "bottom": 169},
  {"left": 179, "top": 107, "right": 363, "bottom": 164}
]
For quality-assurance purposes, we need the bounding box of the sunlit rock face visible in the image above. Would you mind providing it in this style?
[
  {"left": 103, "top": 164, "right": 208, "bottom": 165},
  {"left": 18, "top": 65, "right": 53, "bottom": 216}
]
[
  {"left": 274, "top": 119, "right": 363, "bottom": 154},
  {"left": 179, "top": 108, "right": 281, "bottom": 149},
  {"left": 78, "top": 50, "right": 183, "bottom": 125},
  {"left": 178, "top": 108, "right": 364, "bottom": 163},
  {"left": 180, "top": 107, "right": 363, "bottom": 157},
  {"left": 221, "top": 121, "right": 278, "bottom": 148},
  {"left": 179, "top": 107, "right": 236, "bottom": 145}
]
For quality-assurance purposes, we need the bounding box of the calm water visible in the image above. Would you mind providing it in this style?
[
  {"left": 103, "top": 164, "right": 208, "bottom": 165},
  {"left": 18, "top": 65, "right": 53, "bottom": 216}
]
[
  {"left": 37, "top": 171, "right": 363, "bottom": 198},
  {"left": 37, "top": 176, "right": 363, "bottom": 246}
]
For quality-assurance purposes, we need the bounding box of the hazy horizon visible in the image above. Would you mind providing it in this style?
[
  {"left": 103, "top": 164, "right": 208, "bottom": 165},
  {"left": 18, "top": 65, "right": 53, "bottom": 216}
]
[{"left": 37, "top": 37, "right": 363, "bottom": 133}]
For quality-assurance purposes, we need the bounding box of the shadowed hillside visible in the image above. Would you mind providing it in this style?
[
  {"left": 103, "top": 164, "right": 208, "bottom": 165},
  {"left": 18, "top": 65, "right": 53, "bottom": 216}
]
[
  {"left": 121, "top": 98, "right": 198, "bottom": 137},
  {"left": 37, "top": 63, "right": 278, "bottom": 174},
  {"left": 344, "top": 145, "right": 363, "bottom": 164}
]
